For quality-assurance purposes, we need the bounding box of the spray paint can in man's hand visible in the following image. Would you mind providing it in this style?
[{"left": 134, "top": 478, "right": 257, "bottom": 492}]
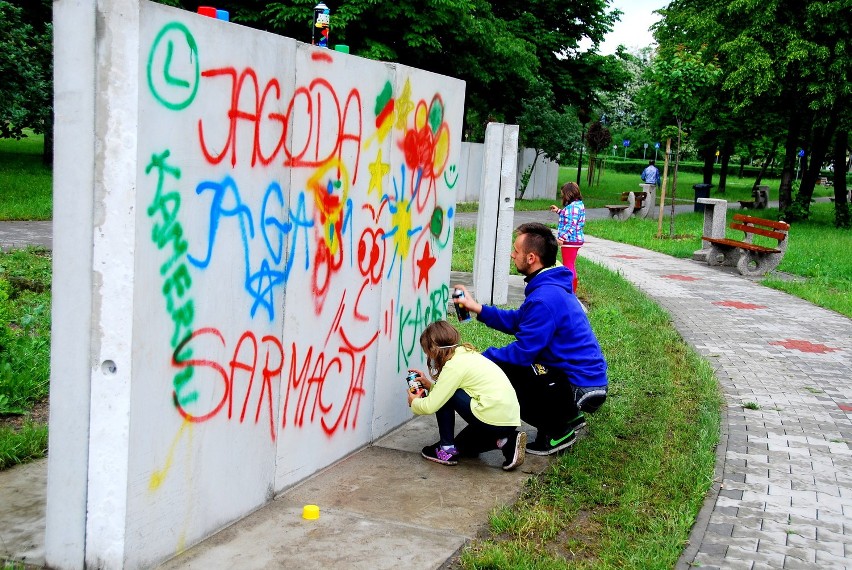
[
  {"left": 452, "top": 288, "right": 471, "bottom": 322},
  {"left": 406, "top": 371, "right": 427, "bottom": 396}
]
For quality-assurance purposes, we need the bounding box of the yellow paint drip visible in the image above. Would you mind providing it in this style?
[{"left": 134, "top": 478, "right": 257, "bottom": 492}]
[{"left": 149, "top": 418, "right": 192, "bottom": 491}]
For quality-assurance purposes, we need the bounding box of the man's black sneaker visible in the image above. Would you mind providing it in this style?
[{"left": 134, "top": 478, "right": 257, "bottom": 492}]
[
  {"left": 526, "top": 429, "right": 576, "bottom": 455},
  {"left": 501, "top": 431, "right": 527, "bottom": 471},
  {"left": 568, "top": 413, "right": 587, "bottom": 432}
]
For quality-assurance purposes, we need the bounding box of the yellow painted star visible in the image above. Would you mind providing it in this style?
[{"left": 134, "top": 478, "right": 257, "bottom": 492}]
[
  {"left": 395, "top": 79, "right": 415, "bottom": 131},
  {"left": 368, "top": 150, "right": 391, "bottom": 198}
]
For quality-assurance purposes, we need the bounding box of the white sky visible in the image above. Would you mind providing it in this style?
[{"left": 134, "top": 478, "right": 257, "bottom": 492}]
[{"left": 596, "top": 0, "right": 667, "bottom": 55}]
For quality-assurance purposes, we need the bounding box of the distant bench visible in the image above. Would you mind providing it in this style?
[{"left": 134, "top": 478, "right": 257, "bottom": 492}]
[
  {"left": 738, "top": 186, "right": 769, "bottom": 209},
  {"left": 702, "top": 213, "right": 790, "bottom": 276},
  {"left": 605, "top": 190, "right": 653, "bottom": 221}
]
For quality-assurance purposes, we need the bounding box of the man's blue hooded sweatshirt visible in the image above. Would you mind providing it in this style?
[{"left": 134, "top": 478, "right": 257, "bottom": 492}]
[{"left": 479, "top": 265, "right": 608, "bottom": 387}]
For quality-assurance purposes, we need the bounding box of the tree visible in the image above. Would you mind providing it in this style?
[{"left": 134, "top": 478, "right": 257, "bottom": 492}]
[
  {"left": 583, "top": 120, "right": 612, "bottom": 186},
  {"left": 515, "top": 95, "right": 581, "bottom": 198},
  {"left": 642, "top": 46, "right": 720, "bottom": 237},
  {"left": 654, "top": 0, "right": 852, "bottom": 226},
  {"left": 599, "top": 47, "right": 654, "bottom": 135},
  {"left": 256, "top": 0, "right": 625, "bottom": 140},
  {"left": 0, "top": 1, "right": 52, "bottom": 163}
]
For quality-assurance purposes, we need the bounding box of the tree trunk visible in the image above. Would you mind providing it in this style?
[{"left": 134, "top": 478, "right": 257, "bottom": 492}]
[
  {"left": 779, "top": 108, "right": 802, "bottom": 212},
  {"left": 586, "top": 154, "right": 596, "bottom": 187},
  {"left": 752, "top": 139, "right": 779, "bottom": 190},
  {"left": 656, "top": 138, "right": 672, "bottom": 239},
  {"left": 795, "top": 127, "right": 831, "bottom": 215},
  {"left": 42, "top": 107, "right": 54, "bottom": 167},
  {"left": 718, "top": 139, "right": 734, "bottom": 193},
  {"left": 701, "top": 146, "right": 714, "bottom": 185},
  {"left": 833, "top": 127, "right": 850, "bottom": 228},
  {"left": 669, "top": 120, "right": 682, "bottom": 237},
  {"left": 790, "top": 111, "right": 837, "bottom": 221}
]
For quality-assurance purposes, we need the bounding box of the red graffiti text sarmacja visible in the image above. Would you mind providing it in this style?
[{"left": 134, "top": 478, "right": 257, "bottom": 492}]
[{"left": 171, "top": 325, "right": 367, "bottom": 441}]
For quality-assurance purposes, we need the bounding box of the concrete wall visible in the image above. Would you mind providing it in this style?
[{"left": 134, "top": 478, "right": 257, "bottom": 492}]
[
  {"left": 46, "top": 1, "right": 465, "bottom": 568},
  {"left": 454, "top": 143, "right": 558, "bottom": 203},
  {"left": 517, "top": 148, "right": 560, "bottom": 200}
]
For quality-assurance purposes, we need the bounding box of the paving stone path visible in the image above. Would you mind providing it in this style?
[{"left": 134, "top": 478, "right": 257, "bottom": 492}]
[{"left": 579, "top": 235, "right": 852, "bottom": 570}]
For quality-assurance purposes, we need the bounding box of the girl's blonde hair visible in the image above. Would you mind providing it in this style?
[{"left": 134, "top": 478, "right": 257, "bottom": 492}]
[
  {"left": 560, "top": 181, "right": 582, "bottom": 206},
  {"left": 419, "top": 320, "right": 475, "bottom": 377}
]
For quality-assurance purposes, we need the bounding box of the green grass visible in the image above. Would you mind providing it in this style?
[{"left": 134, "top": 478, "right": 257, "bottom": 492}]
[
  {"left": 584, "top": 202, "right": 852, "bottom": 318},
  {"left": 455, "top": 259, "right": 722, "bottom": 569},
  {"left": 0, "top": 132, "right": 52, "bottom": 221},
  {"left": 0, "top": 247, "right": 52, "bottom": 467},
  {"left": 457, "top": 165, "right": 835, "bottom": 213},
  {"left": 0, "top": 422, "right": 48, "bottom": 470}
]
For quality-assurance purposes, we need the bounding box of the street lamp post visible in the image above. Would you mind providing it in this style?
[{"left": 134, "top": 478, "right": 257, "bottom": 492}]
[
  {"left": 643, "top": 143, "right": 648, "bottom": 160},
  {"left": 612, "top": 145, "right": 617, "bottom": 157}
]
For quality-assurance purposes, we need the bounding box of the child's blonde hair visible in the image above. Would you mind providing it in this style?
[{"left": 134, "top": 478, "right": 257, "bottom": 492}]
[{"left": 419, "top": 320, "right": 475, "bottom": 377}]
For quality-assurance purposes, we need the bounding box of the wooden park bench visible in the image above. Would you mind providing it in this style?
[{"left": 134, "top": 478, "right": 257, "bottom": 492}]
[
  {"left": 702, "top": 213, "right": 790, "bottom": 276},
  {"left": 605, "top": 191, "right": 652, "bottom": 221}
]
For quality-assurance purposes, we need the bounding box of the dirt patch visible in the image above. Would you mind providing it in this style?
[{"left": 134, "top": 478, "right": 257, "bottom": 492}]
[{"left": 0, "top": 398, "right": 49, "bottom": 431}]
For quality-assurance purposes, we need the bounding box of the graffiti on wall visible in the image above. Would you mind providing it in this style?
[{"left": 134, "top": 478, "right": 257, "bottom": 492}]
[{"left": 142, "top": 19, "right": 460, "bottom": 460}]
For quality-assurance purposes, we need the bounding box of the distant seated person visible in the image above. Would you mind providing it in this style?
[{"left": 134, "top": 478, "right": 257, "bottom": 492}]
[{"left": 641, "top": 160, "right": 661, "bottom": 187}]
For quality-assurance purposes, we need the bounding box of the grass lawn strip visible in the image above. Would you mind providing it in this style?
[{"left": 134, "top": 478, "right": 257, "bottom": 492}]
[{"left": 455, "top": 259, "right": 722, "bottom": 569}]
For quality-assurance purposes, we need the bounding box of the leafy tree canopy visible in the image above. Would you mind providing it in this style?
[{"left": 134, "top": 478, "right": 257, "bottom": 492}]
[
  {"left": 157, "top": 0, "right": 627, "bottom": 141},
  {"left": 0, "top": 0, "right": 51, "bottom": 141}
]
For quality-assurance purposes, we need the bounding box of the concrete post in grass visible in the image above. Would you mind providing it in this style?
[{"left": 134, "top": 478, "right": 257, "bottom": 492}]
[
  {"left": 693, "top": 198, "right": 729, "bottom": 261},
  {"left": 472, "top": 123, "right": 518, "bottom": 305}
]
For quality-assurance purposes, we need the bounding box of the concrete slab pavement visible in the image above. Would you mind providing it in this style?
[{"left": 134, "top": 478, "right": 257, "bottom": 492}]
[{"left": 0, "top": 221, "right": 52, "bottom": 252}]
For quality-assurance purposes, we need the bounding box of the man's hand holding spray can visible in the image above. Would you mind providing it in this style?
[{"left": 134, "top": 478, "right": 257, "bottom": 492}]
[{"left": 452, "top": 288, "right": 471, "bottom": 322}]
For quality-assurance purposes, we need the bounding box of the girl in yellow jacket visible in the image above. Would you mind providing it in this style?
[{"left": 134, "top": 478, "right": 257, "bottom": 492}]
[{"left": 408, "top": 320, "right": 526, "bottom": 470}]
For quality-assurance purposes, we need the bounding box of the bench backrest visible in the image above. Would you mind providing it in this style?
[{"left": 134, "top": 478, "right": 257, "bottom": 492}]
[
  {"left": 731, "top": 214, "right": 790, "bottom": 241},
  {"left": 620, "top": 192, "right": 647, "bottom": 201}
]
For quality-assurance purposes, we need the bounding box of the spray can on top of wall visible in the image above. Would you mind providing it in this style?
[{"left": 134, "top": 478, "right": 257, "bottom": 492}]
[
  {"left": 312, "top": 3, "right": 330, "bottom": 48},
  {"left": 452, "top": 288, "right": 471, "bottom": 322},
  {"left": 406, "top": 371, "right": 427, "bottom": 396}
]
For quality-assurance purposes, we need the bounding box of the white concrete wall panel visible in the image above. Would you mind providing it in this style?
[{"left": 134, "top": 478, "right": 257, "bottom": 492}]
[
  {"left": 125, "top": 6, "right": 289, "bottom": 567},
  {"left": 270, "top": 40, "right": 393, "bottom": 494},
  {"left": 456, "top": 142, "right": 558, "bottom": 204},
  {"left": 47, "top": 1, "right": 465, "bottom": 567},
  {"left": 472, "top": 124, "right": 503, "bottom": 304},
  {"left": 44, "top": 0, "right": 97, "bottom": 567},
  {"left": 369, "top": 63, "right": 465, "bottom": 443}
]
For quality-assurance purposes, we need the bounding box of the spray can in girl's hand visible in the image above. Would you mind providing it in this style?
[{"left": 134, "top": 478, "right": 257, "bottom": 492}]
[
  {"left": 452, "top": 288, "right": 471, "bottom": 322},
  {"left": 406, "top": 371, "right": 427, "bottom": 396}
]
